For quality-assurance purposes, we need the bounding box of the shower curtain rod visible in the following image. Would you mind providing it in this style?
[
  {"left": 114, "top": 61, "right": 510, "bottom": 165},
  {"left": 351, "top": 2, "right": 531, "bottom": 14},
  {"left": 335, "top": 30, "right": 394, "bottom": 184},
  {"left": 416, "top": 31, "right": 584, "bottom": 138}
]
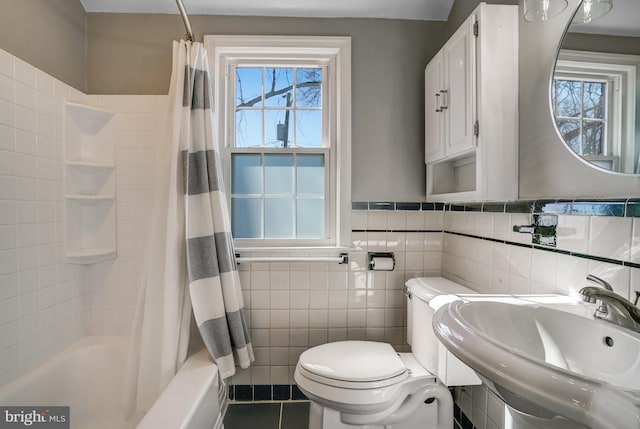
[{"left": 175, "top": 0, "right": 195, "bottom": 42}]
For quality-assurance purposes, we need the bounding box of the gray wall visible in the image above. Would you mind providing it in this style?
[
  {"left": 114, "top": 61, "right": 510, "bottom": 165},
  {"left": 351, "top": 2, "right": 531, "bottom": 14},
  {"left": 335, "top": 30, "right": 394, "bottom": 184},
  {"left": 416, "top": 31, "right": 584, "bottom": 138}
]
[
  {"left": 0, "top": 0, "right": 86, "bottom": 91},
  {"left": 87, "top": 14, "right": 446, "bottom": 201},
  {"left": 563, "top": 32, "right": 640, "bottom": 55}
]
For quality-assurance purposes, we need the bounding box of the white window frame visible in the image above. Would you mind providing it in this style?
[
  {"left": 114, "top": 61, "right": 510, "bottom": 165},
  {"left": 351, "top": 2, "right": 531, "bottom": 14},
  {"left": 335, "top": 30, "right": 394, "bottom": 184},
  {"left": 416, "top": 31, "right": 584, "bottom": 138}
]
[
  {"left": 205, "top": 35, "right": 351, "bottom": 251},
  {"left": 555, "top": 49, "right": 638, "bottom": 172}
]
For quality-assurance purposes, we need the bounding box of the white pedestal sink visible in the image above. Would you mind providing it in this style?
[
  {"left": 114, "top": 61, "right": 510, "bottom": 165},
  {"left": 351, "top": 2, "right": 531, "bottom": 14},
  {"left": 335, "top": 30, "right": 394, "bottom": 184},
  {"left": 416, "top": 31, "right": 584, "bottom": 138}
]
[{"left": 432, "top": 295, "right": 640, "bottom": 429}]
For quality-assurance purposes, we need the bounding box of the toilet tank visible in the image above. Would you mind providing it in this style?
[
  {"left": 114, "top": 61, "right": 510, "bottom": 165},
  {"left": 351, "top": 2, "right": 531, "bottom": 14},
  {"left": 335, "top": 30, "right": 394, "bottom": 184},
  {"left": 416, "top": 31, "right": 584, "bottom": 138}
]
[{"left": 405, "top": 277, "right": 481, "bottom": 387}]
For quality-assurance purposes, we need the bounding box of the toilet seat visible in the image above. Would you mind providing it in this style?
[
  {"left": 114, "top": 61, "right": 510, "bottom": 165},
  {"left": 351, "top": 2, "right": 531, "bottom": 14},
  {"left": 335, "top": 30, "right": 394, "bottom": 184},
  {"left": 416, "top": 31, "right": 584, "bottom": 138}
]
[
  {"left": 297, "top": 341, "right": 408, "bottom": 389},
  {"left": 295, "top": 348, "right": 439, "bottom": 418}
]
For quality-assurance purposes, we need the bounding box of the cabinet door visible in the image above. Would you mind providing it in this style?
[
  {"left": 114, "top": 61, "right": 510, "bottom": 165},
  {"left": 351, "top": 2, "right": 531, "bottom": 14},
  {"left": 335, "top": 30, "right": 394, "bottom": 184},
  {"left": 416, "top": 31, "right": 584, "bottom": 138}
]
[
  {"left": 444, "top": 17, "right": 476, "bottom": 157},
  {"left": 424, "top": 52, "right": 445, "bottom": 164}
]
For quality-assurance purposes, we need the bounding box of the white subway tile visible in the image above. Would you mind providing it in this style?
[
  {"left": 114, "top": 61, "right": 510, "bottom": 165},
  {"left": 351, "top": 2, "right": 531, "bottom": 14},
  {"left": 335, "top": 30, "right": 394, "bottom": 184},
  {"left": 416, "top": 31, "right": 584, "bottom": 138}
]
[
  {"left": 0, "top": 250, "right": 16, "bottom": 275},
  {"left": 15, "top": 153, "right": 37, "bottom": 178},
  {"left": 367, "top": 211, "right": 387, "bottom": 230},
  {"left": 0, "top": 225, "right": 15, "bottom": 250},
  {"left": 36, "top": 113, "right": 54, "bottom": 138},
  {"left": 15, "top": 130, "right": 37, "bottom": 155},
  {"left": 0, "top": 75, "right": 13, "bottom": 103},
  {"left": 347, "top": 289, "right": 366, "bottom": 309},
  {"left": 0, "top": 125, "right": 14, "bottom": 152},
  {"left": 37, "top": 136, "right": 55, "bottom": 159},
  {"left": 36, "top": 91, "right": 55, "bottom": 117},
  {"left": 633, "top": 218, "right": 640, "bottom": 264},
  {"left": 0, "top": 50, "right": 14, "bottom": 78},
  {"left": 405, "top": 211, "right": 425, "bottom": 229},
  {"left": 14, "top": 106, "right": 35, "bottom": 133},
  {"left": 350, "top": 210, "right": 367, "bottom": 230},
  {"left": 555, "top": 254, "right": 589, "bottom": 296},
  {"left": 509, "top": 213, "right": 533, "bottom": 245},
  {"left": 17, "top": 247, "right": 37, "bottom": 271},
  {"left": 16, "top": 202, "right": 38, "bottom": 224},
  {"left": 308, "top": 271, "right": 328, "bottom": 290},
  {"left": 589, "top": 216, "right": 632, "bottom": 261},
  {"left": 13, "top": 60, "right": 35, "bottom": 88},
  {"left": 0, "top": 296, "right": 18, "bottom": 325},
  {"left": 0, "top": 99, "right": 14, "bottom": 128},
  {"left": 14, "top": 82, "right": 35, "bottom": 110},
  {"left": 35, "top": 70, "right": 54, "bottom": 96}
]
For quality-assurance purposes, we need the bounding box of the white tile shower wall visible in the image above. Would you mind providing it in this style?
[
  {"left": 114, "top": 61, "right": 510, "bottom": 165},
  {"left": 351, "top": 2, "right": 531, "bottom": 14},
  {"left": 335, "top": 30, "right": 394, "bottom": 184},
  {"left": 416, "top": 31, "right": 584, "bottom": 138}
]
[
  {"left": 0, "top": 49, "right": 88, "bottom": 388},
  {"left": 444, "top": 210, "right": 640, "bottom": 429},
  {"left": 230, "top": 209, "right": 444, "bottom": 386},
  {"left": 82, "top": 95, "right": 167, "bottom": 336}
]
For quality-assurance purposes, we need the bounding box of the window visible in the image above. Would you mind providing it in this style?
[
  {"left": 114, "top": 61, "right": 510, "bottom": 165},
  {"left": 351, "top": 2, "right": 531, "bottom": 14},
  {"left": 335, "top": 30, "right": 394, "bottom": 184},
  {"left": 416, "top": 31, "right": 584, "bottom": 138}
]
[
  {"left": 554, "top": 50, "right": 639, "bottom": 172},
  {"left": 206, "top": 36, "right": 351, "bottom": 249},
  {"left": 552, "top": 77, "right": 610, "bottom": 158}
]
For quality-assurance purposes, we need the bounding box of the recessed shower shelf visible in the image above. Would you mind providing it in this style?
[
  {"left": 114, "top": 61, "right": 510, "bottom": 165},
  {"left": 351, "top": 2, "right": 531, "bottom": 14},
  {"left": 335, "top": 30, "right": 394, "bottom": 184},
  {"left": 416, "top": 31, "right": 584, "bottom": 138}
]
[
  {"left": 65, "top": 194, "right": 116, "bottom": 204},
  {"left": 66, "top": 249, "right": 117, "bottom": 265},
  {"left": 65, "top": 102, "right": 115, "bottom": 134},
  {"left": 66, "top": 160, "right": 115, "bottom": 171},
  {"left": 64, "top": 101, "right": 117, "bottom": 265}
]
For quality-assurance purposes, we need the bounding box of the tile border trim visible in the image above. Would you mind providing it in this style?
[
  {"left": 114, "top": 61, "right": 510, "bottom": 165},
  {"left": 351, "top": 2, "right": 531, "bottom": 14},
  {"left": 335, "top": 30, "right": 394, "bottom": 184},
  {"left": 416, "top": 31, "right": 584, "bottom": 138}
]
[
  {"left": 352, "top": 199, "right": 640, "bottom": 217},
  {"left": 228, "top": 384, "right": 308, "bottom": 402}
]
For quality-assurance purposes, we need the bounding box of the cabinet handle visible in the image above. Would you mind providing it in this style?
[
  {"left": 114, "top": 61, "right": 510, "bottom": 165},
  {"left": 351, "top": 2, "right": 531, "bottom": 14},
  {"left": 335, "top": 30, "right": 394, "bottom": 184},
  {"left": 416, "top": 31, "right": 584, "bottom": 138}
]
[
  {"left": 435, "top": 93, "right": 442, "bottom": 112},
  {"left": 439, "top": 90, "right": 448, "bottom": 111}
]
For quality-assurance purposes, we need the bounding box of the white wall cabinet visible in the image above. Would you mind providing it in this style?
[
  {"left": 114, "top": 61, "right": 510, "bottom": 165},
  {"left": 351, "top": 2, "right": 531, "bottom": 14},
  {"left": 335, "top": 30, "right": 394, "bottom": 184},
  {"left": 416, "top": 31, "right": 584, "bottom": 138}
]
[
  {"left": 425, "top": 3, "right": 518, "bottom": 202},
  {"left": 64, "top": 102, "right": 117, "bottom": 264}
]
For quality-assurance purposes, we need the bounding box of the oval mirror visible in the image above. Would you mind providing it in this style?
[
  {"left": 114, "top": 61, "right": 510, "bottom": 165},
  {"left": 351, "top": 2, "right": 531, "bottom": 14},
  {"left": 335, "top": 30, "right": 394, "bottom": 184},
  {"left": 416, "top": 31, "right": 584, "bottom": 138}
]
[{"left": 552, "top": 0, "right": 640, "bottom": 174}]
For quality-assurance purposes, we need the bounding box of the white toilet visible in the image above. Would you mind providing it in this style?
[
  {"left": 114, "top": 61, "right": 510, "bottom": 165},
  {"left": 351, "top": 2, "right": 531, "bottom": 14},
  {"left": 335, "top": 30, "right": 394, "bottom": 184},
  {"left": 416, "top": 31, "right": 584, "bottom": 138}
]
[{"left": 294, "top": 277, "right": 481, "bottom": 429}]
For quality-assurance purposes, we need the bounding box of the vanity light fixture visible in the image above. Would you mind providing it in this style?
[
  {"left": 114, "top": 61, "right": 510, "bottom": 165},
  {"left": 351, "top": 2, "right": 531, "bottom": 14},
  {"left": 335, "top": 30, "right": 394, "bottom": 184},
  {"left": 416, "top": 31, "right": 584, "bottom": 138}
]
[
  {"left": 572, "top": 0, "right": 613, "bottom": 24},
  {"left": 523, "top": 0, "right": 568, "bottom": 22}
]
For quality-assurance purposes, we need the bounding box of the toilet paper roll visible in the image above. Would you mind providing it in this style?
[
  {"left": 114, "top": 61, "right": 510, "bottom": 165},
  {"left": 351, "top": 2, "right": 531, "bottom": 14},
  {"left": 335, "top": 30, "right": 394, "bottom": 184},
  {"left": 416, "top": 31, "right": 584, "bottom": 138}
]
[{"left": 371, "top": 257, "right": 394, "bottom": 271}]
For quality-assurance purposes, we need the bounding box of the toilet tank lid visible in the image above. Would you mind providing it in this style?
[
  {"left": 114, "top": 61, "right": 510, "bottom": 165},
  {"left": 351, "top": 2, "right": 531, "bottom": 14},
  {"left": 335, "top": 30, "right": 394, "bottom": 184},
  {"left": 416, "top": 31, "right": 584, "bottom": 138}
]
[
  {"left": 298, "top": 341, "right": 406, "bottom": 382},
  {"left": 406, "top": 277, "right": 474, "bottom": 302}
]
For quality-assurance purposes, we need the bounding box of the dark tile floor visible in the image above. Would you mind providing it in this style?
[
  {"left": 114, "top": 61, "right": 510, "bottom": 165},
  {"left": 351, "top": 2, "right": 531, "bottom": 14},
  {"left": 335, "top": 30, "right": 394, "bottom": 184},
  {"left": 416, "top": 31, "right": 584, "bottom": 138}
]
[{"left": 224, "top": 402, "right": 310, "bottom": 429}]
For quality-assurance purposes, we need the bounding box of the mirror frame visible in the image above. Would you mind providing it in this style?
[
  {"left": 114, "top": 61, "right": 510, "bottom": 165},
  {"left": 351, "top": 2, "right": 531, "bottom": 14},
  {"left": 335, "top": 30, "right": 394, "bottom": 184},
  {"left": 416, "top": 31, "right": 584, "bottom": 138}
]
[{"left": 519, "top": 0, "right": 640, "bottom": 198}]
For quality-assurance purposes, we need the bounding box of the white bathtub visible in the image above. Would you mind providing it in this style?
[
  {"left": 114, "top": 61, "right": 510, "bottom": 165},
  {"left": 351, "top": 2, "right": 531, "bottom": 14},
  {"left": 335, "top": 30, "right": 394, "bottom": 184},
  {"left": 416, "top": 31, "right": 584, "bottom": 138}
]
[{"left": 0, "top": 337, "right": 226, "bottom": 429}]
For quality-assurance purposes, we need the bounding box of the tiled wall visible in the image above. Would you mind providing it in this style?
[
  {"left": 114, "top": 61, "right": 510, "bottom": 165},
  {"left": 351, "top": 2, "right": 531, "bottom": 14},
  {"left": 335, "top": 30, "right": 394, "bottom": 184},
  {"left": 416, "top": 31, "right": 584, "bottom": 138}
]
[
  {"left": 0, "top": 49, "right": 166, "bottom": 388},
  {"left": 82, "top": 95, "right": 167, "bottom": 336},
  {"left": 230, "top": 207, "right": 445, "bottom": 386},
  {"left": 0, "top": 49, "right": 88, "bottom": 386},
  {"left": 442, "top": 200, "right": 639, "bottom": 307},
  {"left": 440, "top": 200, "right": 640, "bottom": 429}
]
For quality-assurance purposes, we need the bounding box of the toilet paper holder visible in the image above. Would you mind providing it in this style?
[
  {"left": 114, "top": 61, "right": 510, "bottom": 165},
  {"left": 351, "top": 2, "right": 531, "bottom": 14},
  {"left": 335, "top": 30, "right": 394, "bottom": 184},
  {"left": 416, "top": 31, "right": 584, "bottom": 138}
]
[{"left": 368, "top": 252, "right": 395, "bottom": 271}]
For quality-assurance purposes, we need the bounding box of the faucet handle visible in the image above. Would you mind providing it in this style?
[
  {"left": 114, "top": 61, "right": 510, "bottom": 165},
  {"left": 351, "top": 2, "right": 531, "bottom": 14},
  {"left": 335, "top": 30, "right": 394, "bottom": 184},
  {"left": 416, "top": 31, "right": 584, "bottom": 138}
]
[
  {"left": 634, "top": 291, "right": 640, "bottom": 306},
  {"left": 586, "top": 274, "right": 613, "bottom": 291}
]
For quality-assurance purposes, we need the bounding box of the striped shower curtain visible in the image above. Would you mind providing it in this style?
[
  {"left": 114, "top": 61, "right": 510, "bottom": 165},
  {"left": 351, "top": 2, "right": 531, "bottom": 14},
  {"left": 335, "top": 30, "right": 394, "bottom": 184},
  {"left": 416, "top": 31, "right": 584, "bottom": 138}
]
[
  {"left": 180, "top": 41, "right": 254, "bottom": 378},
  {"left": 126, "top": 40, "right": 252, "bottom": 415}
]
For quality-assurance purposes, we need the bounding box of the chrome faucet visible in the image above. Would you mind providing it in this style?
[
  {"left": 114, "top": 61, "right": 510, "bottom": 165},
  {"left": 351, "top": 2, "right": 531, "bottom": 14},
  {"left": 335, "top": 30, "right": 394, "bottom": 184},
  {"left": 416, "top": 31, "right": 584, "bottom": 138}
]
[{"left": 579, "top": 275, "right": 640, "bottom": 334}]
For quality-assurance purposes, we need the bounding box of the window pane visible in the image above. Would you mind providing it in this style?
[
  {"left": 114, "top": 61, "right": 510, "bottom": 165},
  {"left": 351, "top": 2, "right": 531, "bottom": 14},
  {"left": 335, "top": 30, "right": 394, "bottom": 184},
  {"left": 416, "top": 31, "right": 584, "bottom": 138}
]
[
  {"left": 265, "top": 110, "right": 292, "bottom": 148},
  {"left": 296, "top": 154, "right": 324, "bottom": 196},
  {"left": 265, "top": 154, "right": 293, "bottom": 195},
  {"left": 297, "top": 199, "right": 324, "bottom": 238},
  {"left": 232, "top": 198, "right": 262, "bottom": 238},
  {"left": 555, "top": 80, "right": 581, "bottom": 118},
  {"left": 264, "top": 68, "right": 293, "bottom": 107},
  {"left": 583, "top": 121, "right": 604, "bottom": 155},
  {"left": 232, "top": 154, "right": 262, "bottom": 194},
  {"left": 583, "top": 82, "right": 606, "bottom": 119},
  {"left": 296, "top": 110, "right": 323, "bottom": 148},
  {"left": 296, "top": 68, "right": 322, "bottom": 108},
  {"left": 557, "top": 120, "right": 581, "bottom": 153},
  {"left": 236, "top": 68, "right": 263, "bottom": 108},
  {"left": 236, "top": 110, "right": 262, "bottom": 148},
  {"left": 265, "top": 198, "right": 293, "bottom": 238}
]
